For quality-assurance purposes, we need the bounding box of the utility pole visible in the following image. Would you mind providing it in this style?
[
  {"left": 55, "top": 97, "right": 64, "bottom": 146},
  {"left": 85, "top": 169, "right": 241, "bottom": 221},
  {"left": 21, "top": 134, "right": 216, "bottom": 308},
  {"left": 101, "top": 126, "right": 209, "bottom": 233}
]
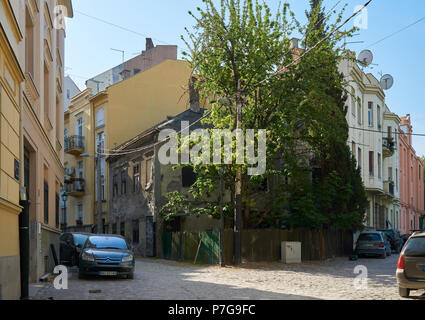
[
  {"left": 234, "top": 79, "right": 243, "bottom": 265},
  {"left": 96, "top": 144, "right": 103, "bottom": 234},
  {"left": 219, "top": 168, "right": 225, "bottom": 267}
]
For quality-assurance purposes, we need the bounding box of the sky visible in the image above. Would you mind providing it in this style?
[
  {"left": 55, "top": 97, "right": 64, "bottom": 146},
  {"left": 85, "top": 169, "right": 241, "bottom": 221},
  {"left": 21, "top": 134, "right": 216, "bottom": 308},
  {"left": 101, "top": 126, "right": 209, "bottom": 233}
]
[{"left": 64, "top": 0, "right": 425, "bottom": 156}]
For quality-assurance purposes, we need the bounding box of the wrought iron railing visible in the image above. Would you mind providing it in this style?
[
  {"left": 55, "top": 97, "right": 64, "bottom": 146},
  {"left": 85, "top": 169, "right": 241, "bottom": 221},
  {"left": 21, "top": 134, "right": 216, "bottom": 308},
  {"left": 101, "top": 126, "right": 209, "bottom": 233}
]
[{"left": 64, "top": 135, "right": 85, "bottom": 152}]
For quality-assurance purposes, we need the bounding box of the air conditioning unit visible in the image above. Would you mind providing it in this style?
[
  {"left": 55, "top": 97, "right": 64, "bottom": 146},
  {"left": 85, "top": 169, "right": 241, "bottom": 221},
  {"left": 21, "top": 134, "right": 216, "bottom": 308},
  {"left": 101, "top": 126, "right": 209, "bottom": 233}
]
[{"left": 281, "top": 241, "right": 302, "bottom": 264}]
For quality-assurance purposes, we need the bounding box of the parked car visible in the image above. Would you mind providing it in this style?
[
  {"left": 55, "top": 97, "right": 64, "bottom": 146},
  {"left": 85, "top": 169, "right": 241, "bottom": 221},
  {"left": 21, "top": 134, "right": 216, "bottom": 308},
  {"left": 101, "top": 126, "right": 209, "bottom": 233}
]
[
  {"left": 355, "top": 231, "right": 391, "bottom": 258},
  {"left": 377, "top": 229, "right": 403, "bottom": 253},
  {"left": 79, "top": 235, "right": 135, "bottom": 279},
  {"left": 60, "top": 232, "right": 93, "bottom": 266},
  {"left": 396, "top": 231, "right": 425, "bottom": 298}
]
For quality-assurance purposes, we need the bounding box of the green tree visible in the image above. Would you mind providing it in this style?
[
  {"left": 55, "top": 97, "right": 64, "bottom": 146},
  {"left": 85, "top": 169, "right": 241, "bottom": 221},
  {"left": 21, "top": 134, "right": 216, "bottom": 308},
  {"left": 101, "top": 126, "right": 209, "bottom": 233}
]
[{"left": 161, "top": 0, "right": 367, "bottom": 233}]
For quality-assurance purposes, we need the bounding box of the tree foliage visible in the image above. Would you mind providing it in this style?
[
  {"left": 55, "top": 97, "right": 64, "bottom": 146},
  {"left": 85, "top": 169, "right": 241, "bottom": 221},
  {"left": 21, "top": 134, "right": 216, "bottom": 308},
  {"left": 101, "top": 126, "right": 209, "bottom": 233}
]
[{"left": 161, "top": 0, "right": 368, "bottom": 231}]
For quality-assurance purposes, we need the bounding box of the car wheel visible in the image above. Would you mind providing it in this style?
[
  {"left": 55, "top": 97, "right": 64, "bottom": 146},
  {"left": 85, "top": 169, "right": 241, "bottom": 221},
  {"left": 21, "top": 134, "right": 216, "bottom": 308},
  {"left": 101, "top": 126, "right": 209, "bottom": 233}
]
[
  {"left": 399, "top": 287, "right": 410, "bottom": 298},
  {"left": 380, "top": 252, "right": 386, "bottom": 259}
]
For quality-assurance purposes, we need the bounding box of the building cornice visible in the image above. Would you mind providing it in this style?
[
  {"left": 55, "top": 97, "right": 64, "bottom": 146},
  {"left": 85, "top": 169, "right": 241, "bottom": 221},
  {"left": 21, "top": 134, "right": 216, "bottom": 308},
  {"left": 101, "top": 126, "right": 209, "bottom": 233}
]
[{"left": 0, "top": 196, "right": 23, "bottom": 215}]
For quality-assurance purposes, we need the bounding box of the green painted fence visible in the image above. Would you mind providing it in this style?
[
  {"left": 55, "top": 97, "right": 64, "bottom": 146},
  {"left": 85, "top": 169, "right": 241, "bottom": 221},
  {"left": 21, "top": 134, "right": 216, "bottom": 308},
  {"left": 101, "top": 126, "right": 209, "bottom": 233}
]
[{"left": 161, "top": 228, "right": 353, "bottom": 265}]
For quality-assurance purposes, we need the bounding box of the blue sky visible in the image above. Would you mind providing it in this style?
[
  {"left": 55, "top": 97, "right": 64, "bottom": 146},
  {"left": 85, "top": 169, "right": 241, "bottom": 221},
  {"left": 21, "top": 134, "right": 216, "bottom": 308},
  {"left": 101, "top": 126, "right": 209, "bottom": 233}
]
[{"left": 64, "top": 0, "right": 425, "bottom": 156}]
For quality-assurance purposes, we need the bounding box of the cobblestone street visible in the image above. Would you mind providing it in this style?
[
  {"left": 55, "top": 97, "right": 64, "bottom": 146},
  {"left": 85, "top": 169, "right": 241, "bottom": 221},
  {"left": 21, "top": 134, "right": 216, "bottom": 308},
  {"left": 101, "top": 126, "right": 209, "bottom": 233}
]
[{"left": 30, "top": 255, "right": 425, "bottom": 300}]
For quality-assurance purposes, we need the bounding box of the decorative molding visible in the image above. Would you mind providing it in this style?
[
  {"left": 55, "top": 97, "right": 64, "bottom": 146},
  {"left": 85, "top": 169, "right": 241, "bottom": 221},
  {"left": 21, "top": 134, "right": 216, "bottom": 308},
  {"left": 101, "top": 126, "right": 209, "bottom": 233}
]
[
  {"left": 0, "top": 196, "right": 23, "bottom": 215},
  {"left": 1, "top": 0, "right": 23, "bottom": 42}
]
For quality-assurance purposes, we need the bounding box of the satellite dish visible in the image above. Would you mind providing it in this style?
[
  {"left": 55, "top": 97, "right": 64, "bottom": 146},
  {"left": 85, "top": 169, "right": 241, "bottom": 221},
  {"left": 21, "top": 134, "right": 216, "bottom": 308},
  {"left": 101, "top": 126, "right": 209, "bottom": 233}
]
[
  {"left": 380, "top": 74, "right": 394, "bottom": 90},
  {"left": 357, "top": 50, "right": 374, "bottom": 67}
]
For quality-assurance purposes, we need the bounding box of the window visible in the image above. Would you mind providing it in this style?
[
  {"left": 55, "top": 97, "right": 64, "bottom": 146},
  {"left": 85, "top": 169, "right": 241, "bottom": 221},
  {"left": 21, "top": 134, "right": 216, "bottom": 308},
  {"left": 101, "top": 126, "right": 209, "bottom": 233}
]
[
  {"left": 67, "top": 89, "right": 70, "bottom": 99},
  {"left": 132, "top": 220, "right": 139, "bottom": 244},
  {"left": 182, "top": 167, "right": 197, "bottom": 187},
  {"left": 357, "top": 98, "right": 362, "bottom": 125},
  {"left": 145, "top": 158, "right": 152, "bottom": 188},
  {"left": 25, "top": 7, "right": 34, "bottom": 77},
  {"left": 113, "top": 174, "right": 118, "bottom": 197},
  {"left": 358, "top": 148, "right": 362, "bottom": 170},
  {"left": 378, "top": 153, "right": 381, "bottom": 179},
  {"left": 121, "top": 171, "right": 127, "bottom": 195},
  {"left": 368, "top": 102, "right": 373, "bottom": 127},
  {"left": 76, "top": 201, "right": 84, "bottom": 224},
  {"left": 96, "top": 158, "right": 105, "bottom": 201},
  {"left": 64, "top": 128, "right": 68, "bottom": 141},
  {"left": 112, "top": 223, "right": 117, "bottom": 235},
  {"left": 387, "top": 126, "right": 392, "bottom": 139},
  {"left": 96, "top": 108, "right": 104, "bottom": 127},
  {"left": 120, "top": 222, "right": 125, "bottom": 237},
  {"left": 388, "top": 167, "right": 393, "bottom": 181},
  {"left": 134, "top": 69, "right": 141, "bottom": 75},
  {"left": 369, "top": 151, "right": 374, "bottom": 176},
  {"left": 44, "top": 63, "right": 50, "bottom": 120},
  {"left": 351, "top": 88, "right": 356, "bottom": 116},
  {"left": 133, "top": 165, "right": 140, "bottom": 192},
  {"left": 44, "top": 180, "right": 49, "bottom": 224},
  {"left": 55, "top": 193, "right": 60, "bottom": 228},
  {"left": 419, "top": 165, "right": 422, "bottom": 180},
  {"left": 96, "top": 132, "right": 105, "bottom": 153},
  {"left": 76, "top": 118, "right": 83, "bottom": 137},
  {"left": 377, "top": 105, "right": 381, "bottom": 129},
  {"left": 396, "top": 169, "right": 399, "bottom": 191}
]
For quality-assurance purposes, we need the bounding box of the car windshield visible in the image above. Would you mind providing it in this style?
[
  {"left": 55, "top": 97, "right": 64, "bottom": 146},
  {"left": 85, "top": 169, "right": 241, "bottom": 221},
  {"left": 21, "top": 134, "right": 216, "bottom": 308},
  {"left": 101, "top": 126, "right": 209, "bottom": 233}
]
[
  {"left": 86, "top": 236, "right": 128, "bottom": 250},
  {"left": 404, "top": 237, "right": 425, "bottom": 257},
  {"left": 358, "top": 234, "right": 381, "bottom": 241},
  {"left": 73, "top": 234, "right": 89, "bottom": 247}
]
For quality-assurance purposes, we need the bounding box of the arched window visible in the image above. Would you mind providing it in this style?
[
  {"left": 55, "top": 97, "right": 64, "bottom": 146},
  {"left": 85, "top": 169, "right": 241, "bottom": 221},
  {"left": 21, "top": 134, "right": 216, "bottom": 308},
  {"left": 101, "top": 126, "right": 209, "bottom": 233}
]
[{"left": 96, "top": 108, "right": 104, "bottom": 127}]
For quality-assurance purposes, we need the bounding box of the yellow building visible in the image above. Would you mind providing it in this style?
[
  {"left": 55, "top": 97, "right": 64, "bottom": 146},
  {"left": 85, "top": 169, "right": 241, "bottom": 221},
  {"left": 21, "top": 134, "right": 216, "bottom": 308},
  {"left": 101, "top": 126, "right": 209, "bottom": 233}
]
[
  {"left": 64, "top": 59, "right": 204, "bottom": 232},
  {"left": 0, "top": 0, "right": 25, "bottom": 300},
  {"left": 21, "top": 0, "right": 73, "bottom": 284}
]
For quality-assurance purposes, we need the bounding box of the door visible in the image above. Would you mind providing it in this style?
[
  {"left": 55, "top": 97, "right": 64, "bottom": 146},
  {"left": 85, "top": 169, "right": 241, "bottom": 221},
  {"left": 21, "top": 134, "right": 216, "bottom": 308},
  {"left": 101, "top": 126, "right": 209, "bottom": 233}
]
[
  {"left": 146, "top": 217, "right": 155, "bottom": 257},
  {"left": 76, "top": 118, "right": 83, "bottom": 137}
]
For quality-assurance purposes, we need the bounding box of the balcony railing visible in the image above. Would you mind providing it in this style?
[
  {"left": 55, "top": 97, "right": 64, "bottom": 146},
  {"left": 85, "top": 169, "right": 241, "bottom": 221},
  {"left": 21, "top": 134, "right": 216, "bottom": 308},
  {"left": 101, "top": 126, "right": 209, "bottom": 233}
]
[
  {"left": 383, "top": 137, "right": 395, "bottom": 157},
  {"left": 65, "top": 178, "right": 85, "bottom": 197},
  {"left": 384, "top": 180, "right": 395, "bottom": 197},
  {"left": 64, "top": 135, "right": 85, "bottom": 155}
]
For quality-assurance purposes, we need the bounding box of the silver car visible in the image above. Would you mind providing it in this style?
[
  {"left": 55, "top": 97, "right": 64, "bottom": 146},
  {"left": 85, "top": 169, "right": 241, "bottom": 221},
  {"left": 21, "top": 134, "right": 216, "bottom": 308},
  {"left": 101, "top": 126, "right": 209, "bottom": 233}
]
[
  {"left": 396, "top": 231, "right": 425, "bottom": 298},
  {"left": 355, "top": 231, "right": 392, "bottom": 258}
]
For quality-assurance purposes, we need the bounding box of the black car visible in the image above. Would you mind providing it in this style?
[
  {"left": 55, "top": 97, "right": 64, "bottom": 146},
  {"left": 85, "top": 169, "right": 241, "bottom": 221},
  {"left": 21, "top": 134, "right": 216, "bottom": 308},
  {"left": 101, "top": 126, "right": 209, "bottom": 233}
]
[
  {"left": 377, "top": 229, "right": 403, "bottom": 253},
  {"left": 79, "top": 235, "right": 135, "bottom": 279},
  {"left": 60, "top": 232, "right": 93, "bottom": 266}
]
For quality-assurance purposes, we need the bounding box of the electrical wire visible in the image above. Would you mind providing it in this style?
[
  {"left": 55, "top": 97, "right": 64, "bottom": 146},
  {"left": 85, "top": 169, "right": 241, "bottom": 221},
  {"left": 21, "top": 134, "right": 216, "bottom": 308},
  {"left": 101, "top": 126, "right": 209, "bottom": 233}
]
[
  {"left": 367, "top": 15, "right": 425, "bottom": 49},
  {"left": 86, "top": 0, "right": 373, "bottom": 158}
]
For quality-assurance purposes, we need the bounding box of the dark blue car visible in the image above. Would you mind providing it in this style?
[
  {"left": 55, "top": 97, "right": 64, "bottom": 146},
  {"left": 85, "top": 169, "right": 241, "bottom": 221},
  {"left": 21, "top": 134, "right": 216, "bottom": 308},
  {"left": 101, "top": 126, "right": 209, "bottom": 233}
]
[{"left": 79, "top": 235, "right": 135, "bottom": 279}]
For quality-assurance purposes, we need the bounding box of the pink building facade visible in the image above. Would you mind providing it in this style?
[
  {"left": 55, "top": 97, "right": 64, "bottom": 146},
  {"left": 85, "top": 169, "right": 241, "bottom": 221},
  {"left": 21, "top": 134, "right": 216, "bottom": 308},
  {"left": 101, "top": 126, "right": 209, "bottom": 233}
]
[{"left": 399, "top": 115, "right": 425, "bottom": 234}]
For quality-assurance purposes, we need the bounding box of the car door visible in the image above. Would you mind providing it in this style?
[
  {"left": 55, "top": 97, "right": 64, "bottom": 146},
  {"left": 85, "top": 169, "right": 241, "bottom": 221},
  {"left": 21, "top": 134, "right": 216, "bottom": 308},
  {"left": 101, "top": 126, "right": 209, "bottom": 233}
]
[{"left": 403, "top": 237, "right": 425, "bottom": 280}]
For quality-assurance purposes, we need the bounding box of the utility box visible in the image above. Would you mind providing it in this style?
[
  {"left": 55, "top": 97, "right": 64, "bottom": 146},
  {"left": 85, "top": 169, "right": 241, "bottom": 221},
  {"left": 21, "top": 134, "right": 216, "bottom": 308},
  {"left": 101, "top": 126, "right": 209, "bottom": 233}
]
[{"left": 281, "top": 242, "right": 302, "bottom": 264}]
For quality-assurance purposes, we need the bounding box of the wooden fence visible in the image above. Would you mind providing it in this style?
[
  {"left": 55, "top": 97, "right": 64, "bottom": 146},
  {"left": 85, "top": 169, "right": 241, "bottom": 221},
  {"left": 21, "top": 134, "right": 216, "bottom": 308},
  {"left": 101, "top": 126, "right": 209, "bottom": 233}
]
[{"left": 161, "top": 228, "right": 354, "bottom": 265}]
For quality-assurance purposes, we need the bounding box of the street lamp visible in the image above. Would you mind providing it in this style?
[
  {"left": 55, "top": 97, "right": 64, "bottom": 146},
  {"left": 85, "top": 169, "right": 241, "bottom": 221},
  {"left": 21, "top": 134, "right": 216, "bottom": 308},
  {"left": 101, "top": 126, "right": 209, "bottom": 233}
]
[
  {"left": 62, "top": 192, "right": 68, "bottom": 231},
  {"left": 80, "top": 149, "right": 103, "bottom": 234}
]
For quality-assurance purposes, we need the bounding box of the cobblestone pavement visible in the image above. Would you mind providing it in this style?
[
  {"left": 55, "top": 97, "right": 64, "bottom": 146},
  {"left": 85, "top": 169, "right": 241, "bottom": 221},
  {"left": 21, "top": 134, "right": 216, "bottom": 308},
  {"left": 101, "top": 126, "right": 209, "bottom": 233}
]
[{"left": 30, "top": 254, "right": 425, "bottom": 300}]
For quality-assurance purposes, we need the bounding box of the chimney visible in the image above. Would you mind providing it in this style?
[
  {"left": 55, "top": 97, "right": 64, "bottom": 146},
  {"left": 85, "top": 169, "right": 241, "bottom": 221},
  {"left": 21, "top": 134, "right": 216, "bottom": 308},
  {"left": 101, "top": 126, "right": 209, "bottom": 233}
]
[
  {"left": 290, "top": 38, "right": 299, "bottom": 49},
  {"left": 189, "top": 77, "right": 200, "bottom": 113},
  {"left": 146, "top": 38, "right": 154, "bottom": 51}
]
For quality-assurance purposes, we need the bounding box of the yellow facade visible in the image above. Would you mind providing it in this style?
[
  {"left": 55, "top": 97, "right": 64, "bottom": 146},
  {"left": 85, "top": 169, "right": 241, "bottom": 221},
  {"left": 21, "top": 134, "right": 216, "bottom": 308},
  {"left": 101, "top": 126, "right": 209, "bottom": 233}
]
[
  {"left": 64, "top": 59, "right": 203, "bottom": 231},
  {"left": 0, "top": 0, "right": 25, "bottom": 300}
]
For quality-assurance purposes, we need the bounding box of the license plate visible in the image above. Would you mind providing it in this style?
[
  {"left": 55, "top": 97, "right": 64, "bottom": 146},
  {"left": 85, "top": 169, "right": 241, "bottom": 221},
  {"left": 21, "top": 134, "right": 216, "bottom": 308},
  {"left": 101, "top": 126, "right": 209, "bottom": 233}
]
[{"left": 99, "top": 271, "right": 117, "bottom": 276}]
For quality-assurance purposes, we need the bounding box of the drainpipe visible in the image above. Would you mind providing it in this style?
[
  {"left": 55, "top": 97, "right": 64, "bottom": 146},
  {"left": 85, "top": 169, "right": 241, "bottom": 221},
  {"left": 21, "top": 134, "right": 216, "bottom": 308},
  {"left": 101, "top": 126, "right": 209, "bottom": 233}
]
[{"left": 18, "top": 82, "right": 30, "bottom": 300}]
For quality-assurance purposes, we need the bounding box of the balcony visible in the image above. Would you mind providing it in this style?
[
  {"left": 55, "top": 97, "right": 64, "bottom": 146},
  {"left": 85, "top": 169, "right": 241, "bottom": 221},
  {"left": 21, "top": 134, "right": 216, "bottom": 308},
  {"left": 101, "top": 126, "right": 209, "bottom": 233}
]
[
  {"left": 65, "top": 136, "right": 85, "bottom": 156},
  {"left": 383, "top": 137, "right": 395, "bottom": 158},
  {"left": 384, "top": 180, "right": 395, "bottom": 198},
  {"left": 65, "top": 178, "right": 85, "bottom": 197}
]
